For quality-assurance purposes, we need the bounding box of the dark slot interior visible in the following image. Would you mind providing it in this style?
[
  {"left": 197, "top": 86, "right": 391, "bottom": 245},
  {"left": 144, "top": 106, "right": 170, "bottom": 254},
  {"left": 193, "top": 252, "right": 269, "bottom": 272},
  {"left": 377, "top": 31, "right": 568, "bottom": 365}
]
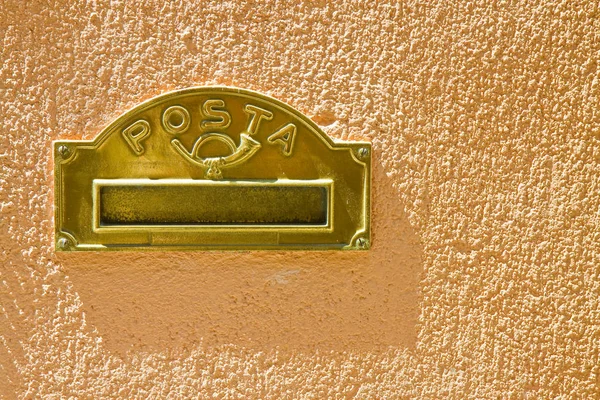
[{"left": 99, "top": 184, "right": 328, "bottom": 226}]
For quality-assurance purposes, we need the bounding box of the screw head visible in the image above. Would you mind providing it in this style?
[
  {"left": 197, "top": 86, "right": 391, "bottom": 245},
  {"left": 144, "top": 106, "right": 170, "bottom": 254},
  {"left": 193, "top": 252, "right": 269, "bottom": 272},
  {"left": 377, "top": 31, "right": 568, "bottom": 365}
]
[
  {"left": 356, "top": 237, "right": 369, "bottom": 249},
  {"left": 357, "top": 147, "right": 369, "bottom": 159},
  {"left": 58, "top": 145, "right": 70, "bottom": 158},
  {"left": 57, "top": 237, "right": 71, "bottom": 250}
]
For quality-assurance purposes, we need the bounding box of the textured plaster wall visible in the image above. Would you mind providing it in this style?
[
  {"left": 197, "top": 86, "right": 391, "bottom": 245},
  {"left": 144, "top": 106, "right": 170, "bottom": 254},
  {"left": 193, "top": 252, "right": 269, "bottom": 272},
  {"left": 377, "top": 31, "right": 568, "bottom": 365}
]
[{"left": 1, "top": 0, "right": 599, "bottom": 398}]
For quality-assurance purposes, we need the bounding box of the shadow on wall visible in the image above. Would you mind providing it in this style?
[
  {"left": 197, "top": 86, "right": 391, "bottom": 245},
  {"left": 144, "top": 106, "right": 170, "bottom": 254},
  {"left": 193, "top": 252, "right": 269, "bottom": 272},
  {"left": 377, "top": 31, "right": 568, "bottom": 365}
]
[{"left": 59, "top": 156, "right": 424, "bottom": 357}]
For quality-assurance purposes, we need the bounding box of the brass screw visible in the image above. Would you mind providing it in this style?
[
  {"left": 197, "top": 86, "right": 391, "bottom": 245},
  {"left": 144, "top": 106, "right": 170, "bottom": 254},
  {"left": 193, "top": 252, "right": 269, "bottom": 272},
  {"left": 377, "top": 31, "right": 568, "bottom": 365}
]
[
  {"left": 57, "top": 237, "right": 71, "bottom": 250},
  {"left": 58, "top": 145, "right": 70, "bottom": 158},
  {"left": 357, "top": 147, "right": 369, "bottom": 159},
  {"left": 356, "top": 237, "right": 369, "bottom": 249}
]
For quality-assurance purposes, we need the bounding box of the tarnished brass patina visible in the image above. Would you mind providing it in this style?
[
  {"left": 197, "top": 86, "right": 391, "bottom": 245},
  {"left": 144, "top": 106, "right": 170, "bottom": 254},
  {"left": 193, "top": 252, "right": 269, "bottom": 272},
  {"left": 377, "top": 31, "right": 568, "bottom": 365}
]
[{"left": 54, "top": 87, "right": 371, "bottom": 251}]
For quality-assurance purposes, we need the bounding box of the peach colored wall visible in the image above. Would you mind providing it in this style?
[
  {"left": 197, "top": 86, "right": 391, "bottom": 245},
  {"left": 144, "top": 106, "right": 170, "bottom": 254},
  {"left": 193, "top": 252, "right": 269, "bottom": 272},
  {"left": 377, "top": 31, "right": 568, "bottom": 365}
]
[{"left": 1, "top": 0, "right": 599, "bottom": 398}]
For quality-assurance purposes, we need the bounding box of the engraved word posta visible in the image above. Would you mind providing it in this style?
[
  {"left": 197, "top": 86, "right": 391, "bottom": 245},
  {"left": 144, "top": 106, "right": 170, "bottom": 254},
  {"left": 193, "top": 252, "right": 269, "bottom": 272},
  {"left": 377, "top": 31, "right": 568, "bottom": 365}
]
[{"left": 122, "top": 98, "right": 296, "bottom": 179}]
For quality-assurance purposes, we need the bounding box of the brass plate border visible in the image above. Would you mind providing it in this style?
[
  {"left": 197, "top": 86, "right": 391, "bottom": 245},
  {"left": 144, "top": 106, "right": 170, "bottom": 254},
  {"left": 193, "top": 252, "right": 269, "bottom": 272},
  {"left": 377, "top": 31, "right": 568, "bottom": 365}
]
[{"left": 54, "top": 86, "right": 371, "bottom": 251}]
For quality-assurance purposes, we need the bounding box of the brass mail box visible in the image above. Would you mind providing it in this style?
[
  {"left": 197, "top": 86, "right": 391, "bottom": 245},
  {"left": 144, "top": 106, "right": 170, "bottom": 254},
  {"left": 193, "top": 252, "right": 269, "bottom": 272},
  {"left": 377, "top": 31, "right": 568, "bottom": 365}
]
[{"left": 54, "top": 87, "right": 371, "bottom": 250}]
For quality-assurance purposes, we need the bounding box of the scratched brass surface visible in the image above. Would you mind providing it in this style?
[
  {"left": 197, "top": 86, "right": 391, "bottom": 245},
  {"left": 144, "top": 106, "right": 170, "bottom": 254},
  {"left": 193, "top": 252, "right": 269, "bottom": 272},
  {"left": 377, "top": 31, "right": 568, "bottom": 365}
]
[{"left": 54, "top": 87, "right": 371, "bottom": 250}]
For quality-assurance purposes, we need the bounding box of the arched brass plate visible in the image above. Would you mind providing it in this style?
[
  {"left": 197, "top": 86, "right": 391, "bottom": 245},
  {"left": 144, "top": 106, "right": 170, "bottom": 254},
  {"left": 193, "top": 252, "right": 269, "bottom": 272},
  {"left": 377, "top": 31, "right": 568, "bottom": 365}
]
[{"left": 54, "top": 87, "right": 371, "bottom": 251}]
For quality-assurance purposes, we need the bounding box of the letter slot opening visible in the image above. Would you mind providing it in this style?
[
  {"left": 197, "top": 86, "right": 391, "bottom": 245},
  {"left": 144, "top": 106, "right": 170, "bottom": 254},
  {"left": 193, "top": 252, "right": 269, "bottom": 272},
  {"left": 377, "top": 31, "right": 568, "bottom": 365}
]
[{"left": 93, "top": 179, "right": 331, "bottom": 228}]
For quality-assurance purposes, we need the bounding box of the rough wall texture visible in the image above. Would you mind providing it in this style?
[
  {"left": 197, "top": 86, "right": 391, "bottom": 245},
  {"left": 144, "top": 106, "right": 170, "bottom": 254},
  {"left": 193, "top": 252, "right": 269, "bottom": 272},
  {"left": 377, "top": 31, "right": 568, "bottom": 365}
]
[{"left": 1, "top": 0, "right": 599, "bottom": 398}]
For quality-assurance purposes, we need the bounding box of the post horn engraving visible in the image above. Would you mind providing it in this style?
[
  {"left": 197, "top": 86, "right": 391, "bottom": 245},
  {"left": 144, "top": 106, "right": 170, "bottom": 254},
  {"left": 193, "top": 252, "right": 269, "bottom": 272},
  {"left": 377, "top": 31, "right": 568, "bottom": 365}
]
[
  {"left": 170, "top": 103, "right": 274, "bottom": 179},
  {"left": 171, "top": 133, "right": 261, "bottom": 179}
]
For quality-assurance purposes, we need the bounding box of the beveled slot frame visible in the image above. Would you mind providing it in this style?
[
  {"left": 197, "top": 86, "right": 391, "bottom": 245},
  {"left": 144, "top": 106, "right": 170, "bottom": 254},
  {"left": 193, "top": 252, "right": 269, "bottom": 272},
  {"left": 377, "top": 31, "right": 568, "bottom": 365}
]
[{"left": 92, "top": 179, "right": 334, "bottom": 233}]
